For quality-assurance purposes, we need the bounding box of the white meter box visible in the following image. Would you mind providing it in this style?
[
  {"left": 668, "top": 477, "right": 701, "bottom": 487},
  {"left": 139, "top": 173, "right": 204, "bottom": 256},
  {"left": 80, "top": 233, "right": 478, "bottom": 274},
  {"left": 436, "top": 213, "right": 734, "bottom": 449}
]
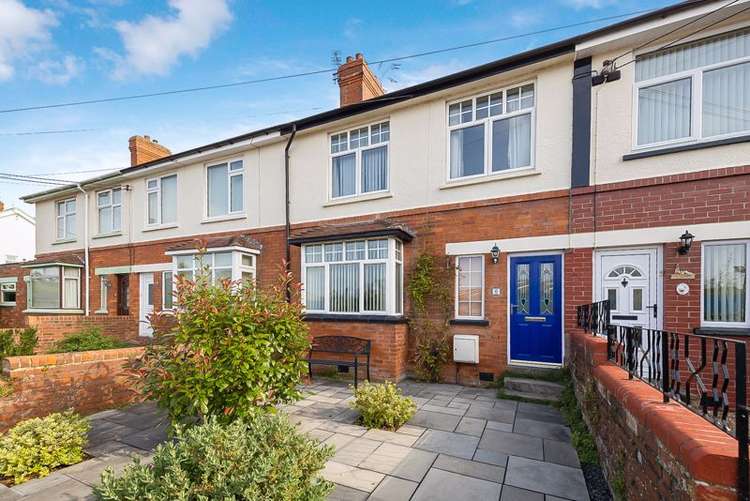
[{"left": 453, "top": 335, "right": 479, "bottom": 364}]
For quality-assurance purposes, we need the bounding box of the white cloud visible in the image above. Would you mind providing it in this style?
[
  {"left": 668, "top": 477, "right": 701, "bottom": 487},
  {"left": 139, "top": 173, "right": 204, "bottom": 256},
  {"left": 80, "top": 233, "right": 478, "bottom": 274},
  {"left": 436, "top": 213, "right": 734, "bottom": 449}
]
[
  {"left": 103, "top": 0, "right": 232, "bottom": 79},
  {"left": 561, "top": 0, "right": 615, "bottom": 9},
  {"left": 0, "top": 0, "right": 58, "bottom": 81},
  {"left": 510, "top": 10, "right": 542, "bottom": 29},
  {"left": 28, "top": 54, "right": 82, "bottom": 84}
]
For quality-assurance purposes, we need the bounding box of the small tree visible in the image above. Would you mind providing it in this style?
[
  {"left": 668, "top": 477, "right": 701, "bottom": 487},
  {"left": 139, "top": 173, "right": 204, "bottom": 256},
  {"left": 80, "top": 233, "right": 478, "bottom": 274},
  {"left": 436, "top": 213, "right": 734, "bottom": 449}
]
[
  {"left": 130, "top": 268, "right": 310, "bottom": 424},
  {"left": 408, "top": 253, "right": 452, "bottom": 382}
]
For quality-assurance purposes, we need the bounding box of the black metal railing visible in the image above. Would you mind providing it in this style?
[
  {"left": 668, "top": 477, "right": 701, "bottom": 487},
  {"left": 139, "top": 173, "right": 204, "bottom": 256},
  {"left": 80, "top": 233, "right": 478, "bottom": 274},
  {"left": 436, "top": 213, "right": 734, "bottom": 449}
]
[{"left": 576, "top": 300, "right": 749, "bottom": 501}]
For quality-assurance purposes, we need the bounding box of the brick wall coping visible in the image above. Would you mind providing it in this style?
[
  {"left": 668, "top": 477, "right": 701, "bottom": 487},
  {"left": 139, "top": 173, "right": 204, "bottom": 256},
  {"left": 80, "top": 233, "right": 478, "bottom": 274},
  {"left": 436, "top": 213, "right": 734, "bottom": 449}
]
[
  {"left": 570, "top": 330, "right": 741, "bottom": 488},
  {"left": 2, "top": 346, "right": 144, "bottom": 373}
]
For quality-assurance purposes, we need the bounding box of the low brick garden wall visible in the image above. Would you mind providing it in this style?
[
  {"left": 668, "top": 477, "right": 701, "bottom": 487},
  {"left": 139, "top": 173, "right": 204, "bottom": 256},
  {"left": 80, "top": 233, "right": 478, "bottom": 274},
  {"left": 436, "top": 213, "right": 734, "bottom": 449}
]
[
  {"left": 0, "top": 347, "right": 144, "bottom": 432},
  {"left": 567, "top": 329, "right": 742, "bottom": 500}
]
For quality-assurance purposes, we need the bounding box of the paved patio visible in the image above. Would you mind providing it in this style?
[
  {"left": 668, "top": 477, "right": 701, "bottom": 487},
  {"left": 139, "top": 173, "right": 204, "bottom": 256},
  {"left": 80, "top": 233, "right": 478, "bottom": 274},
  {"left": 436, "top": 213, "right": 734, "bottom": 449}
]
[{"left": 0, "top": 380, "right": 589, "bottom": 500}]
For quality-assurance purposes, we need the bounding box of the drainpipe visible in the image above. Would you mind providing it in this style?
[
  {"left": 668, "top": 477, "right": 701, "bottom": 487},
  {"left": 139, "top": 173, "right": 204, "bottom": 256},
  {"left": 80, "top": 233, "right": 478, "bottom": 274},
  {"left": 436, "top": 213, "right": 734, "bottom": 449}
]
[
  {"left": 75, "top": 184, "right": 90, "bottom": 315},
  {"left": 284, "top": 124, "right": 297, "bottom": 302}
]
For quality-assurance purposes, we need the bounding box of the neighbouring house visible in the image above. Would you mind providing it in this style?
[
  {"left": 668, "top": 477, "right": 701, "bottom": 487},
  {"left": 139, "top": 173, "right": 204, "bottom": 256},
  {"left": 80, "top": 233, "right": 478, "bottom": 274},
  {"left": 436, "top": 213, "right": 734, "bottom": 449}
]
[
  {"left": 0, "top": 0, "right": 748, "bottom": 382},
  {"left": 0, "top": 202, "right": 34, "bottom": 264}
]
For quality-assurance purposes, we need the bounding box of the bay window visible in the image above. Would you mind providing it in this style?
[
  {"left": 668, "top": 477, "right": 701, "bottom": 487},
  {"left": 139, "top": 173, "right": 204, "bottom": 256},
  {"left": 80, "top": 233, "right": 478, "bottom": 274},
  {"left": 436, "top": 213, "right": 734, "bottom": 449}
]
[
  {"left": 97, "top": 188, "right": 122, "bottom": 234},
  {"left": 330, "top": 121, "right": 389, "bottom": 199},
  {"left": 146, "top": 174, "right": 177, "bottom": 226},
  {"left": 455, "top": 255, "right": 484, "bottom": 319},
  {"left": 702, "top": 241, "right": 749, "bottom": 328},
  {"left": 56, "top": 198, "right": 76, "bottom": 240},
  {"left": 635, "top": 28, "right": 750, "bottom": 149},
  {"left": 207, "top": 160, "right": 244, "bottom": 218},
  {"left": 302, "top": 238, "right": 403, "bottom": 315},
  {"left": 170, "top": 250, "right": 257, "bottom": 286},
  {"left": 448, "top": 83, "right": 534, "bottom": 180},
  {"left": 26, "top": 265, "right": 81, "bottom": 311}
]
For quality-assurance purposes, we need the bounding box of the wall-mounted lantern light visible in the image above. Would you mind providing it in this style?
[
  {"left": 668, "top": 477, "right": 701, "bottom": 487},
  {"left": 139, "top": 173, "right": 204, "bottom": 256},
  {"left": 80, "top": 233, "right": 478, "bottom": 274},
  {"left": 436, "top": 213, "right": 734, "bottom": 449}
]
[
  {"left": 490, "top": 244, "right": 500, "bottom": 264},
  {"left": 678, "top": 230, "right": 694, "bottom": 255}
]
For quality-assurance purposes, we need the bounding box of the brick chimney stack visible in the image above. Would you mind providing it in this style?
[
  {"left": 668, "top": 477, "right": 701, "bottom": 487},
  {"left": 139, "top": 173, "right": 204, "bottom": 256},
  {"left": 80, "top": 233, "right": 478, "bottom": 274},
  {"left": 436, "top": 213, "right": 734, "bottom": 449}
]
[
  {"left": 336, "top": 53, "right": 385, "bottom": 107},
  {"left": 0, "top": 201, "right": 4, "bottom": 212},
  {"left": 128, "top": 135, "right": 172, "bottom": 167}
]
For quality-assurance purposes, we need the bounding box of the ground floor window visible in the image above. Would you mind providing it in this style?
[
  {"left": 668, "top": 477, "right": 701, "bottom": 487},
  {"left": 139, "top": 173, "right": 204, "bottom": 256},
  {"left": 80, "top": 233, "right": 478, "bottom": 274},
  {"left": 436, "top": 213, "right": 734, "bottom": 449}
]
[
  {"left": 26, "top": 265, "right": 81, "bottom": 310},
  {"left": 168, "top": 250, "right": 257, "bottom": 288},
  {"left": 0, "top": 278, "right": 16, "bottom": 306},
  {"left": 703, "top": 240, "right": 749, "bottom": 327},
  {"left": 302, "top": 238, "right": 403, "bottom": 315},
  {"left": 455, "top": 255, "right": 484, "bottom": 318}
]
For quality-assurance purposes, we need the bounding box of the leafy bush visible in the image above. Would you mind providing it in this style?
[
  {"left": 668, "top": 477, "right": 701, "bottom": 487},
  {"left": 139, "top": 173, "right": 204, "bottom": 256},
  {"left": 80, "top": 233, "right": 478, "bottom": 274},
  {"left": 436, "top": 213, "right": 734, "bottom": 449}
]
[
  {"left": 130, "top": 269, "right": 310, "bottom": 424},
  {"left": 0, "top": 377, "right": 12, "bottom": 398},
  {"left": 0, "top": 411, "right": 89, "bottom": 484},
  {"left": 352, "top": 381, "right": 416, "bottom": 430},
  {"left": 94, "top": 413, "right": 334, "bottom": 501},
  {"left": 0, "top": 328, "right": 38, "bottom": 359},
  {"left": 413, "top": 334, "right": 450, "bottom": 383},
  {"left": 49, "top": 327, "right": 129, "bottom": 353}
]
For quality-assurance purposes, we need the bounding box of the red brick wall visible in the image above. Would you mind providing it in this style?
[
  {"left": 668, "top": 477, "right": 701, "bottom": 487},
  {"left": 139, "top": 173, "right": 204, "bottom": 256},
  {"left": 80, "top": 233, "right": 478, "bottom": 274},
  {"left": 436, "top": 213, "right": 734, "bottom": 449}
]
[
  {"left": 26, "top": 315, "right": 141, "bottom": 352},
  {"left": 0, "top": 347, "right": 144, "bottom": 432},
  {"left": 0, "top": 263, "right": 27, "bottom": 328}
]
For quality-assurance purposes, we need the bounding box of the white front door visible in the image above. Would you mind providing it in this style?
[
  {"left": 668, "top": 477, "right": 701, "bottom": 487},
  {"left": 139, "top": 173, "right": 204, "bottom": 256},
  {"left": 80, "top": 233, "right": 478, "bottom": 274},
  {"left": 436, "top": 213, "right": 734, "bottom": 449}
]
[
  {"left": 139, "top": 273, "right": 155, "bottom": 337},
  {"left": 595, "top": 248, "right": 661, "bottom": 330}
]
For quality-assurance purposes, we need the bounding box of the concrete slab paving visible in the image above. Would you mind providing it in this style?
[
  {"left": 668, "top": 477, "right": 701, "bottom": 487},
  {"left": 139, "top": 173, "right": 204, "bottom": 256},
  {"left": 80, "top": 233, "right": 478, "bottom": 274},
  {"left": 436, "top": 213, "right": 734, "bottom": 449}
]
[
  {"left": 412, "top": 468, "right": 502, "bottom": 501},
  {"left": 321, "top": 461, "right": 385, "bottom": 492},
  {"left": 362, "top": 428, "right": 418, "bottom": 447},
  {"left": 332, "top": 437, "right": 382, "bottom": 466},
  {"left": 456, "top": 416, "right": 487, "bottom": 437},
  {"left": 433, "top": 454, "right": 505, "bottom": 483},
  {"left": 505, "top": 456, "right": 589, "bottom": 501},
  {"left": 478, "top": 429, "right": 544, "bottom": 461},
  {"left": 359, "top": 442, "right": 436, "bottom": 481},
  {"left": 407, "top": 410, "right": 461, "bottom": 432},
  {"left": 466, "top": 404, "right": 517, "bottom": 423},
  {"left": 327, "top": 484, "right": 369, "bottom": 501},
  {"left": 543, "top": 439, "right": 581, "bottom": 468},
  {"left": 414, "top": 429, "right": 480, "bottom": 460},
  {"left": 369, "top": 475, "right": 419, "bottom": 501},
  {"left": 513, "top": 418, "right": 572, "bottom": 442},
  {"left": 500, "top": 484, "right": 545, "bottom": 501}
]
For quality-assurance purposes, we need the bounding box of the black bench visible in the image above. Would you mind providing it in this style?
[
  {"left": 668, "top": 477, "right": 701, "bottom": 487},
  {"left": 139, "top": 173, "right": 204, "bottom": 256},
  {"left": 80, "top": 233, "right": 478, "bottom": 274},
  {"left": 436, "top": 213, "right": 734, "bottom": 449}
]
[{"left": 307, "top": 336, "right": 371, "bottom": 389}]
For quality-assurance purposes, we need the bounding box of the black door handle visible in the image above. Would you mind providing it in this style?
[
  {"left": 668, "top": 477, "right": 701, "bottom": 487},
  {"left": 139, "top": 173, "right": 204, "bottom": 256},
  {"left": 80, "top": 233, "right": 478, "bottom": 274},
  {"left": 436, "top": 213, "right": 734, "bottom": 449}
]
[{"left": 646, "top": 304, "right": 658, "bottom": 318}]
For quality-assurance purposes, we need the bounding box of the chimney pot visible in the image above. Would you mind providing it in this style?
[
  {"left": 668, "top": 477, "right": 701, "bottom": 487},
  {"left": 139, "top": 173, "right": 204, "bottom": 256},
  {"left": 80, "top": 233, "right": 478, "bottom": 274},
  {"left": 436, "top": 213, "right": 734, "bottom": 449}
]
[
  {"left": 128, "top": 135, "right": 171, "bottom": 167},
  {"left": 336, "top": 52, "right": 385, "bottom": 107},
  {"left": 0, "top": 201, "right": 4, "bottom": 212},
  {"left": 346, "top": 56, "right": 354, "bottom": 63},
  {"left": 355, "top": 53, "right": 363, "bottom": 60}
]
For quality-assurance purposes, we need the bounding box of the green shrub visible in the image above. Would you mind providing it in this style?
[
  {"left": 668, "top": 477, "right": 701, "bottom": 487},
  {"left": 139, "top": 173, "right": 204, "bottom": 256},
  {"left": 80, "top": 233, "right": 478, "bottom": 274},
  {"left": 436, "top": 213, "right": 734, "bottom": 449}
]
[
  {"left": 352, "top": 381, "right": 416, "bottom": 430},
  {"left": 413, "top": 334, "right": 450, "bottom": 383},
  {"left": 0, "top": 328, "right": 38, "bottom": 359},
  {"left": 0, "top": 377, "right": 12, "bottom": 398},
  {"left": 0, "top": 411, "right": 89, "bottom": 484},
  {"left": 130, "top": 269, "right": 310, "bottom": 424},
  {"left": 49, "top": 327, "right": 129, "bottom": 353},
  {"left": 94, "top": 413, "right": 334, "bottom": 501}
]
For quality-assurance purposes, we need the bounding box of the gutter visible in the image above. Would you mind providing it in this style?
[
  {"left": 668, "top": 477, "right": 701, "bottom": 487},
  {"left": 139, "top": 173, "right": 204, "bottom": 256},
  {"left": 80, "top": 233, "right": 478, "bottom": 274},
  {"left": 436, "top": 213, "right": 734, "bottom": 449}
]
[
  {"left": 75, "top": 184, "right": 90, "bottom": 315},
  {"left": 284, "top": 124, "right": 297, "bottom": 302}
]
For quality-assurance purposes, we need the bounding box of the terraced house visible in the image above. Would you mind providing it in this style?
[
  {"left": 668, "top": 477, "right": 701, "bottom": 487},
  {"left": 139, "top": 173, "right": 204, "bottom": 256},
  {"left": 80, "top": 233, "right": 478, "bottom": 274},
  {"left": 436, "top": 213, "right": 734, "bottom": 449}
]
[{"left": 2, "top": 0, "right": 749, "bottom": 381}]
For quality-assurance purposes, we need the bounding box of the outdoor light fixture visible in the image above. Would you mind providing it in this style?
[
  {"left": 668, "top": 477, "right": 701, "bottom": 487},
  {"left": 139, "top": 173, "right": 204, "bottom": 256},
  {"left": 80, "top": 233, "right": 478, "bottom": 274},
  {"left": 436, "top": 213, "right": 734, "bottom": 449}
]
[
  {"left": 490, "top": 244, "right": 500, "bottom": 264},
  {"left": 678, "top": 230, "right": 694, "bottom": 255}
]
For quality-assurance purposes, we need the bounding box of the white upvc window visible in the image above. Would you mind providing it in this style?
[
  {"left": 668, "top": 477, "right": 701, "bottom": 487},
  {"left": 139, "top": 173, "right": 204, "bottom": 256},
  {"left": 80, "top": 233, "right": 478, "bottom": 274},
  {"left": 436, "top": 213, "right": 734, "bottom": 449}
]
[
  {"left": 448, "top": 82, "right": 535, "bottom": 180},
  {"left": 171, "top": 249, "right": 257, "bottom": 286},
  {"left": 702, "top": 240, "right": 749, "bottom": 328},
  {"left": 97, "top": 276, "right": 109, "bottom": 313},
  {"left": 97, "top": 187, "right": 122, "bottom": 234},
  {"left": 330, "top": 121, "right": 390, "bottom": 199},
  {"left": 206, "top": 159, "right": 244, "bottom": 218},
  {"left": 455, "top": 255, "right": 484, "bottom": 319},
  {"left": 55, "top": 198, "right": 76, "bottom": 240},
  {"left": 146, "top": 174, "right": 177, "bottom": 226},
  {"left": 162, "top": 271, "right": 173, "bottom": 310},
  {"left": 26, "top": 265, "right": 81, "bottom": 311},
  {"left": 634, "top": 27, "right": 750, "bottom": 150},
  {"left": 0, "top": 278, "right": 16, "bottom": 306},
  {"left": 302, "top": 237, "right": 403, "bottom": 315}
]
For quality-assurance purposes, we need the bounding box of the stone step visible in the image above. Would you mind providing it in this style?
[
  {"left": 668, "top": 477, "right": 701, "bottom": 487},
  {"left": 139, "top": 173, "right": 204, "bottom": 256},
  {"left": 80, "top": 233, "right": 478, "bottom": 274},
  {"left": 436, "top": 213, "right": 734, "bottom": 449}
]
[
  {"left": 502, "top": 389, "right": 560, "bottom": 403},
  {"left": 503, "top": 377, "right": 564, "bottom": 400}
]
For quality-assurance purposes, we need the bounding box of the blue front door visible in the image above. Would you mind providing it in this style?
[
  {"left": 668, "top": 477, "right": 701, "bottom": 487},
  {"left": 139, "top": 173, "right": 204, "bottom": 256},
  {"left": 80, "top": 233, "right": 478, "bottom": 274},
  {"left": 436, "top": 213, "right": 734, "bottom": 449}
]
[{"left": 509, "top": 255, "right": 562, "bottom": 364}]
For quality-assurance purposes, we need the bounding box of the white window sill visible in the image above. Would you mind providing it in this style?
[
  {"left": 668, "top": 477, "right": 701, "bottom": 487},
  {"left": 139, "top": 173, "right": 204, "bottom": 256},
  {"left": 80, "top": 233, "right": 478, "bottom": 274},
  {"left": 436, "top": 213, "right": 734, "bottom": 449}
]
[
  {"left": 92, "top": 231, "right": 123, "bottom": 240},
  {"left": 324, "top": 192, "right": 393, "bottom": 207},
  {"left": 143, "top": 223, "right": 179, "bottom": 233},
  {"left": 94, "top": 309, "right": 108, "bottom": 314},
  {"left": 440, "top": 167, "right": 540, "bottom": 189},
  {"left": 0, "top": 303, "right": 16, "bottom": 307},
  {"left": 52, "top": 238, "right": 77, "bottom": 245},
  {"left": 201, "top": 213, "right": 247, "bottom": 224},
  {"left": 23, "top": 309, "right": 84, "bottom": 314}
]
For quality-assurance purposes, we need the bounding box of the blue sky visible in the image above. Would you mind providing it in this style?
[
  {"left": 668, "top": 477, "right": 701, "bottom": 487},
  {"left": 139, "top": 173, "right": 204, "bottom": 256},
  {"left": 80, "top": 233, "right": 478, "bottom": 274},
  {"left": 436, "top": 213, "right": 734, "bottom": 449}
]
[{"left": 0, "top": 0, "right": 674, "bottom": 213}]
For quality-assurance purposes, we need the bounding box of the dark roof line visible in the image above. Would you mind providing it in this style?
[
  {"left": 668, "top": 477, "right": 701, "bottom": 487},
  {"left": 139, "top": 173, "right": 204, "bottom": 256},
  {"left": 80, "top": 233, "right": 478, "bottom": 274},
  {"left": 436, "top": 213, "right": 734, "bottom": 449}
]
[{"left": 22, "top": 0, "right": 711, "bottom": 201}]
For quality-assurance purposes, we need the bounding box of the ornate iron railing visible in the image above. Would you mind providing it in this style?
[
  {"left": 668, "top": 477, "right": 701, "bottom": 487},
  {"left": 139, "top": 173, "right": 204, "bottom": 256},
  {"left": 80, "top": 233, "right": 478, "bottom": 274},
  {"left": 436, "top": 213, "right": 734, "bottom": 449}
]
[{"left": 576, "top": 301, "right": 749, "bottom": 501}]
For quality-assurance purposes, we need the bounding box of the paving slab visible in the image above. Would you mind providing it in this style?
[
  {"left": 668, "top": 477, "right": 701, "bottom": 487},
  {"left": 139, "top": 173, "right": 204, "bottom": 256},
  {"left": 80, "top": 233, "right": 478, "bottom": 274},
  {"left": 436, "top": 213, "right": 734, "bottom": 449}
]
[
  {"left": 396, "top": 424, "right": 425, "bottom": 437},
  {"left": 478, "top": 429, "right": 544, "bottom": 461},
  {"left": 543, "top": 439, "right": 580, "bottom": 468},
  {"left": 86, "top": 419, "right": 140, "bottom": 446},
  {"left": 466, "top": 404, "right": 516, "bottom": 424},
  {"left": 332, "top": 437, "right": 382, "bottom": 466},
  {"left": 505, "top": 456, "right": 589, "bottom": 501},
  {"left": 61, "top": 448, "right": 146, "bottom": 486},
  {"left": 18, "top": 478, "right": 94, "bottom": 501},
  {"left": 118, "top": 421, "right": 169, "bottom": 451},
  {"left": 412, "top": 468, "right": 502, "bottom": 501},
  {"left": 486, "top": 420, "right": 514, "bottom": 432},
  {"left": 327, "top": 484, "right": 369, "bottom": 501},
  {"left": 359, "top": 443, "right": 436, "bottom": 482},
  {"left": 289, "top": 415, "right": 325, "bottom": 433},
  {"left": 307, "top": 428, "right": 334, "bottom": 442},
  {"left": 473, "top": 448, "right": 510, "bottom": 467},
  {"left": 455, "top": 417, "right": 486, "bottom": 437},
  {"left": 407, "top": 410, "right": 461, "bottom": 432},
  {"left": 0, "top": 485, "right": 20, "bottom": 501},
  {"left": 413, "top": 430, "right": 479, "bottom": 460},
  {"left": 362, "top": 428, "right": 417, "bottom": 447},
  {"left": 500, "top": 484, "right": 545, "bottom": 501},
  {"left": 295, "top": 403, "right": 349, "bottom": 420},
  {"left": 323, "top": 432, "right": 358, "bottom": 451},
  {"left": 369, "top": 475, "right": 419, "bottom": 501},
  {"left": 100, "top": 410, "right": 164, "bottom": 431},
  {"left": 8, "top": 472, "right": 70, "bottom": 496},
  {"left": 433, "top": 454, "right": 505, "bottom": 483},
  {"left": 318, "top": 420, "right": 368, "bottom": 437},
  {"left": 513, "top": 418, "right": 571, "bottom": 442},
  {"left": 321, "top": 461, "right": 384, "bottom": 493},
  {"left": 421, "top": 403, "right": 466, "bottom": 416}
]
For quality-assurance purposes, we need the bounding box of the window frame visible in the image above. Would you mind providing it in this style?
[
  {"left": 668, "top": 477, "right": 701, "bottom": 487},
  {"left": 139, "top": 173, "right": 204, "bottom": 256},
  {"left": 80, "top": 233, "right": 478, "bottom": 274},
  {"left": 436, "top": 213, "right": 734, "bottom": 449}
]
[
  {"left": 25, "top": 265, "right": 82, "bottom": 312},
  {"left": 0, "top": 278, "right": 16, "bottom": 306},
  {"left": 169, "top": 248, "right": 258, "bottom": 287},
  {"left": 145, "top": 174, "right": 178, "bottom": 227},
  {"left": 454, "top": 254, "right": 485, "bottom": 320},
  {"left": 301, "top": 237, "right": 403, "bottom": 316},
  {"left": 162, "top": 271, "right": 173, "bottom": 311},
  {"left": 55, "top": 198, "right": 76, "bottom": 241},
  {"left": 96, "top": 276, "right": 109, "bottom": 313},
  {"left": 446, "top": 81, "right": 536, "bottom": 182},
  {"left": 96, "top": 187, "right": 123, "bottom": 235},
  {"left": 329, "top": 120, "right": 391, "bottom": 201},
  {"left": 700, "top": 239, "right": 750, "bottom": 329},
  {"left": 632, "top": 34, "right": 750, "bottom": 151},
  {"left": 205, "top": 159, "right": 245, "bottom": 220}
]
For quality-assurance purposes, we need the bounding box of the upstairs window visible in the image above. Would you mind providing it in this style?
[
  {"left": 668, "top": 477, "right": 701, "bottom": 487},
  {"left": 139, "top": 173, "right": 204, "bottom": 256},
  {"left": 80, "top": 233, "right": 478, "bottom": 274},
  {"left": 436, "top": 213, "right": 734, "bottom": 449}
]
[
  {"left": 97, "top": 188, "right": 122, "bottom": 234},
  {"left": 207, "top": 160, "right": 244, "bottom": 218},
  {"left": 448, "top": 83, "right": 534, "bottom": 180},
  {"left": 635, "top": 28, "right": 750, "bottom": 148},
  {"left": 330, "top": 121, "right": 389, "bottom": 199},
  {"left": 146, "top": 174, "right": 177, "bottom": 226},
  {"left": 55, "top": 198, "right": 76, "bottom": 240}
]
